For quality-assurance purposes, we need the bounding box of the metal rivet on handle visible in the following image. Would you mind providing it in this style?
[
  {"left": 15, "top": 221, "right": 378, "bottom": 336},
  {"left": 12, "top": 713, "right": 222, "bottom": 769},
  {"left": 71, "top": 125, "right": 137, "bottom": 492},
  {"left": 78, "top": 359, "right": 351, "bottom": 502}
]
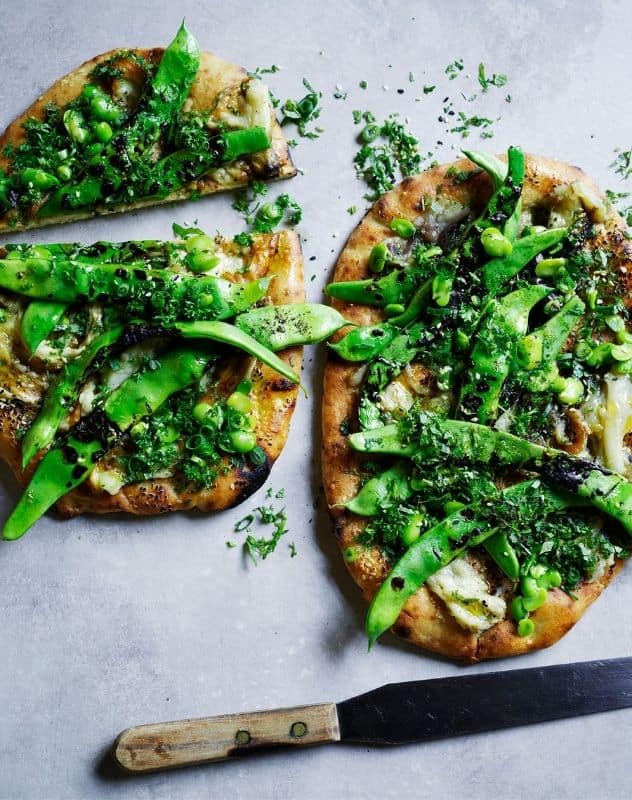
[
  {"left": 290, "top": 721, "right": 307, "bottom": 738},
  {"left": 234, "top": 730, "right": 251, "bottom": 745}
]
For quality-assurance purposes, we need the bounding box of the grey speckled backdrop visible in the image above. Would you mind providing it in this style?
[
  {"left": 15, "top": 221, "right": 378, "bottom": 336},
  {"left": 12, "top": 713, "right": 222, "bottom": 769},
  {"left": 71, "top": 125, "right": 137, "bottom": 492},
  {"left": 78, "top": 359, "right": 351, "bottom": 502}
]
[{"left": 2, "top": 1, "right": 632, "bottom": 798}]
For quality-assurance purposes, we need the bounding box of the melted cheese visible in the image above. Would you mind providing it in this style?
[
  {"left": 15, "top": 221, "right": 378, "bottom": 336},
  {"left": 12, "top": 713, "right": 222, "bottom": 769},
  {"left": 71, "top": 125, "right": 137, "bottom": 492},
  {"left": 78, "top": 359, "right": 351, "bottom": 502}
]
[
  {"left": 602, "top": 374, "right": 632, "bottom": 476},
  {"left": 208, "top": 78, "right": 274, "bottom": 137},
  {"left": 427, "top": 558, "right": 506, "bottom": 633}
]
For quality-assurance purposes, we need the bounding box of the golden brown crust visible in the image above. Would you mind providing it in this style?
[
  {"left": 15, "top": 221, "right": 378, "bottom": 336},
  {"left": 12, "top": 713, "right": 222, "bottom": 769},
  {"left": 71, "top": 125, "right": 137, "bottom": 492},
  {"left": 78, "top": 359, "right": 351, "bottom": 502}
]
[
  {"left": 322, "top": 154, "right": 631, "bottom": 662},
  {"left": 0, "top": 230, "right": 303, "bottom": 517},
  {"left": 0, "top": 48, "right": 295, "bottom": 232}
]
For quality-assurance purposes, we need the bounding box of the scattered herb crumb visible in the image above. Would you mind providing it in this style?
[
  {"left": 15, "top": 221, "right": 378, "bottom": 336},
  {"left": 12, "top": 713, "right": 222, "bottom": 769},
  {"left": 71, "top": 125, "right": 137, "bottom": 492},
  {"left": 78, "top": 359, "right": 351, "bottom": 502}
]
[
  {"left": 444, "top": 58, "right": 464, "bottom": 80},
  {"left": 281, "top": 78, "right": 323, "bottom": 139},
  {"left": 477, "top": 62, "right": 508, "bottom": 92},
  {"left": 347, "top": 205, "right": 357, "bottom": 214},
  {"left": 233, "top": 183, "right": 302, "bottom": 233},
  {"left": 359, "top": 80, "right": 368, "bottom": 89},
  {"left": 408, "top": 71, "right": 416, "bottom": 83},
  {"left": 611, "top": 149, "right": 632, "bottom": 181},
  {"left": 234, "top": 500, "right": 291, "bottom": 564},
  {"left": 423, "top": 84, "right": 436, "bottom": 94}
]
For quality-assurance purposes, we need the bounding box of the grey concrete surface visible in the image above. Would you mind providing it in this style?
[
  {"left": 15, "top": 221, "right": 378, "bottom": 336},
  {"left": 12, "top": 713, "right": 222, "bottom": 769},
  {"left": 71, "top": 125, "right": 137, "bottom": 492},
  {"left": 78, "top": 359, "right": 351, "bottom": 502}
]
[{"left": 1, "top": 1, "right": 632, "bottom": 797}]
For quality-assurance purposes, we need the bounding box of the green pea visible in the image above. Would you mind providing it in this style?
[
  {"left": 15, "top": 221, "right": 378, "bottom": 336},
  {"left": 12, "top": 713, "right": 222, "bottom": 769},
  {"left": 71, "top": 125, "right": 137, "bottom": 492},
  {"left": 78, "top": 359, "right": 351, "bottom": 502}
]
[
  {"left": 90, "top": 94, "right": 123, "bottom": 124},
  {"left": 94, "top": 121, "right": 113, "bottom": 143},
  {"left": 189, "top": 250, "right": 220, "bottom": 273},
  {"left": 521, "top": 575, "right": 539, "bottom": 597},
  {"left": 443, "top": 500, "right": 465, "bottom": 516},
  {"left": 193, "top": 401, "right": 213, "bottom": 422},
  {"left": 390, "top": 218, "right": 416, "bottom": 239},
  {"left": 231, "top": 429, "right": 257, "bottom": 453},
  {"left": 343, "top": 546, "right": 359, "bottom": 563},
  {"left": 360, "top": 123, "right": 381, "bottom": 143},
  {"left": 511, "top": 596, "right": 526, "bottom": 622},
  {"left": 227, "top": 391, "right": 252, "bottom": 414},
  {"left": 384, "top": 303, "right": 406, "bottom": 317},
  {"left": 63, "top": 109, "right": 90, "bottom": 143},
  {"left": 432, "top": 273, "right": 453, "bottom": 307},
  {"left": 481, "top": 226, "right": 513, "bottom": 258},
  {"left": 184, "top": 234, "right": 215, "bottom": 254},
  {"left": 612, "top": 359, "right": 632, "bottom": 375},
  {"left": 21, "top": 168, "right": 59, "bottom": 191},
  {"left": 236, "top": 379, "right": 253, "bottom": 395},
  {"left": 368, "top": 242, "right": 388, "bottom": 273},
  {"left": 539, "top": 569, "right": 562, "bottom": 589},
  {"left": 401, "top": 512, "right": 424, "bottom": 547},
  {"left": 56, "top": 164, "right": 72, "bottom": 182},
  {"left": 518, "top": 333, "right": 543, "bottom": 370},
  {"left": 535, "top": 257, "right": 567, "bottom": 278},
  {"left": 522, "top": 587, "right": 548, "bottom": 612},
  {"left": 556, "top": 377, "right": 584, "bottom": 405},
  {"left": 517, "top": 617, "right": 535, "bottom": 637}
]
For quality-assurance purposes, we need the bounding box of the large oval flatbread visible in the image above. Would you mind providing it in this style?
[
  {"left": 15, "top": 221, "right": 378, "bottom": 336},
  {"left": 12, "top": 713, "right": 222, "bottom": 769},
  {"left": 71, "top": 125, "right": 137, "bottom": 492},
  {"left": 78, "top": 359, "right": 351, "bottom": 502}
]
[
  {"left": 0, "top": 230, "right": 302, "bottom": 517},
  {"left": 0, "top": 47, "right": 295, "bottom": 232},
  {"left": 322, "top": 154, "right": 631, "bottom": 661}
]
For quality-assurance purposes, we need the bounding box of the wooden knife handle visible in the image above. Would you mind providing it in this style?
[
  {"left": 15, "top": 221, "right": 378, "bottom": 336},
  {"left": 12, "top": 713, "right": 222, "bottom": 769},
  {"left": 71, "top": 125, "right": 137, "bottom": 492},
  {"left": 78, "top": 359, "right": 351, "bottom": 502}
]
[{"left": 113, "top": 702, "right": 341, "bottom": 772}]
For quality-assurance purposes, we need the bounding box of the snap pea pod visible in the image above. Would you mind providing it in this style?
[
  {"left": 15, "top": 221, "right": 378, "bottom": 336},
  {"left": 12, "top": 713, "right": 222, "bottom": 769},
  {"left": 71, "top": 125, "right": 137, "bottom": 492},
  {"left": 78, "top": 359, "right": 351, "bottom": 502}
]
[
  {"left": 21, "top": 300, "right": 69, "bottom": 355},
  {"left": 462, "top": 150, "right": 507, "bottom": 190},
  {"left": 146, "top": 21, "right": 200, "bottom": 117},
  {"left": 21, "top": 325, "right": 125, "bottom": 468},
  {"left": 348, "top": 412, "right": 632, "bottom": 535},
  {"left": 483, "top": 531, "right": 520, "bottom": 579},
  {"left": 329, "top": 323, "right": 398, "bottom": 362},
  {"left": 326, "top": 269, "right": 419, "bottom": 308},
  {"left": 458, "top": 284, "right": 551, "bottom": 423},
  {"left": 329, "top": 279, "right": 432, "bottom": 363},
  {"left": 234, "top": 304, "right": 346, "bottom": 350},
  {"left": 482, "top": 227, "right": 568, "bottom": 294},
  {"left": 3, "top": 345, "right": 212, "bottom": 541},
  {"left": 345, "top": 461, "right": 413, "bottom": 516},
  {"left": 517, "top": 294, "right": 585, "bottom": 390},
  {"left": 366, "top": 480, "right": 575, "bottom": 648},
  {"left": 0, "top": 256, "right": 269, "bottom": 319},
  {"left": 174, "top": 320, "right": 301, "bottom": 385}
]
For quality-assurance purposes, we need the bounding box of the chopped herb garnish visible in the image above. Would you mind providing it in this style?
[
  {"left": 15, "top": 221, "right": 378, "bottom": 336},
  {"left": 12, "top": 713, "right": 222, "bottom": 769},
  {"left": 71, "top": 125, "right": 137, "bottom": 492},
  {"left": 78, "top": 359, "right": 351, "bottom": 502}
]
[
  {"left": 423, "top": 85, "right": 436, "bottom": 94},
  {"left": 444, "top": 59, "right": 464, "bottom": 80},
  {"left": 611, "top": 149, "right": 632, "bottom": 181},
  {"left": 281, "top": 78, "right": 323, "bottom": 139},
  {"left": 235, "top": 502, "right": 290, "bottom": 563},
  {"left": 359, "top": 80, "right": 368, "bottom": 90},
  {"left": 477, "top": 63, "right": 508, "bottom": 92}
]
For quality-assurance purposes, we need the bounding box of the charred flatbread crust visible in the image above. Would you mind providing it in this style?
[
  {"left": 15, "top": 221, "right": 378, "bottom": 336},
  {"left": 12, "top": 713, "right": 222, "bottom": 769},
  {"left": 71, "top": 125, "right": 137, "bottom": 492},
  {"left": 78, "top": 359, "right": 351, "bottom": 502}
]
[
  {"left": 0, "top": 230, "right": 303, "bottom": 516},
  {"left": 0, "top": 48, "right": 295, "bottom": 232},
  {"left": 322, "top": 154, "right": 631, "bottom": 662}
]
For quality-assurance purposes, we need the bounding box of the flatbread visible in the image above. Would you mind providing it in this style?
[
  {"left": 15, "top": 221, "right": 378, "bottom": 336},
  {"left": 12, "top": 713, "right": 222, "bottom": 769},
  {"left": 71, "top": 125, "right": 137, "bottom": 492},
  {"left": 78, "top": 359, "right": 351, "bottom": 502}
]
[
  {"left": 0, "top": 230, "right": 303, "bottom": 517},
  {"left": 322, "top": 154, "right": 631, "bottom": 661},
  {"left": 0, "top": 47, "right": 295, "bottom": 232}
]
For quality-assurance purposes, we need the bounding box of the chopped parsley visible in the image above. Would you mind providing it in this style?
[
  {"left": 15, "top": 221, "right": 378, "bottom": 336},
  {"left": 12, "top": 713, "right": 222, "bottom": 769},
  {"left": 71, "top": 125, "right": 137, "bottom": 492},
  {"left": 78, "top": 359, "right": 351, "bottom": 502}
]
[
  {"left": 280, "top": 78, "right": 323, "bottom": 139},
  {"left": 611, "top": 149, "right": 632, "bottom": 180},
  {"left": 477, "top": 63, "right": 508, "bottom": 92},
  {"left": 234, "top": 500, "right": 292, "bottom": 563},
  {"left": 444, "top": 59, "right": 464, "bottom": 80},
  {"left": 353, "top": 111, "right": 421, "bottom": 199}
]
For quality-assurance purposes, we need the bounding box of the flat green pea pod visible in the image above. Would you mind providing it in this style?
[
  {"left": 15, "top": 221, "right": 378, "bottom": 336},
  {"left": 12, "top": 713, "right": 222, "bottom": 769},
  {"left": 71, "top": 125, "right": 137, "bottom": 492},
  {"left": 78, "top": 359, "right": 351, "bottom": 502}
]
[
  {"left": 146, "top": 22, "right": 200, "bottom": 118},
  {"left": 3, "top": 345, "right": 212, "bottom": 541},
  {"left": 458, "top": 284, "right": 551, "bottom": 423},
  {"left": 329, "top": 323, "right": 397, "bottom": 362},
  {"left": 350, "top": 410, "right": 632, "bottom": 535},
  {"left": 516, "top": 294, "right": 585, "bottom": 391},
  {"left": 366, "top": 481, "right": 575, "bottom": 648},
  {"left": 345, "top": 462, "right": 413, "bottom": 516},
  {"left": 234, "top": 303, "right": 346, "bottom": 350},
  {"left": 326, "top": 269, "right": 419, "bottom": 308},
  {"left": 482, "top": 227, "right": 568, "bottom": 295},
  {"left": 462, "top": 150, "right": 507, "bottom": 189},
  {"left": 21, "top": 300, "right": 69, "bottom": 355},
  {"left": 174, "top": 320, "right": 301, "bottom": 385},
  {"left": 483, "top": 531, "right": 520, "bottom": 579},
  {"left": 0, "top": 256, "right": 270, "bottom": 320},
  {"left": 21, "top": 325, "right": 125, "bottom": 468}
]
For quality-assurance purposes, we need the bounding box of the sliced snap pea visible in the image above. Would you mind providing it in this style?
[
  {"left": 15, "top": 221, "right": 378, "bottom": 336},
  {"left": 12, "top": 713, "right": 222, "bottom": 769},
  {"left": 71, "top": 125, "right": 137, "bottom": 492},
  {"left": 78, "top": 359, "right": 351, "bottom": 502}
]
[{"left": 234, "top": 303, "right": 346, "bottom": 350}]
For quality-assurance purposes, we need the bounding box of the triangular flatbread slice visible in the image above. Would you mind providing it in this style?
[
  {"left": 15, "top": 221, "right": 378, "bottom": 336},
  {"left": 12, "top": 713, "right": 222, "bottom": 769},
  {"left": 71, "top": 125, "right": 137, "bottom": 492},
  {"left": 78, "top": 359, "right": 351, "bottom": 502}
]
[{"left": 0, "top": 24, "right": 294, "bottom": 232}]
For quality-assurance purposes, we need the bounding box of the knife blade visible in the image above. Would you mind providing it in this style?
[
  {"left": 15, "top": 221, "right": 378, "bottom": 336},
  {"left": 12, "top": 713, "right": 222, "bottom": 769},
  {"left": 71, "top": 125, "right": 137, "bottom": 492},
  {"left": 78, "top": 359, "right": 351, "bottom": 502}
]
[{"left": 114, "top": 657, "right": 632, "bottom": 772}]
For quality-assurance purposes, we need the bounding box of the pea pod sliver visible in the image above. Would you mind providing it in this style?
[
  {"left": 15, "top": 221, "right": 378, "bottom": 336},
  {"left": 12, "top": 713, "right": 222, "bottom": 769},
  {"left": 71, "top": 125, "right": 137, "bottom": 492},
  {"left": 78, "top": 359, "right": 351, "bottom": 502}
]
[
  {"left": 174, "top": 320, "right": 300, "bottom": 385},
  {"left": 3, "top": 345, "right": 213, "bottom": 541},
  {"left": 234, "top": 304, "right": 346, "bottom": 350},
  {"left": 482, "top": 227, "right": 568, "bottom": 294},
  {"left": 21, "top": 300, "right": 69, "bottom": 355},
  {"left": 21, "top": 325, "right": 125, "bottom": 468}
]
